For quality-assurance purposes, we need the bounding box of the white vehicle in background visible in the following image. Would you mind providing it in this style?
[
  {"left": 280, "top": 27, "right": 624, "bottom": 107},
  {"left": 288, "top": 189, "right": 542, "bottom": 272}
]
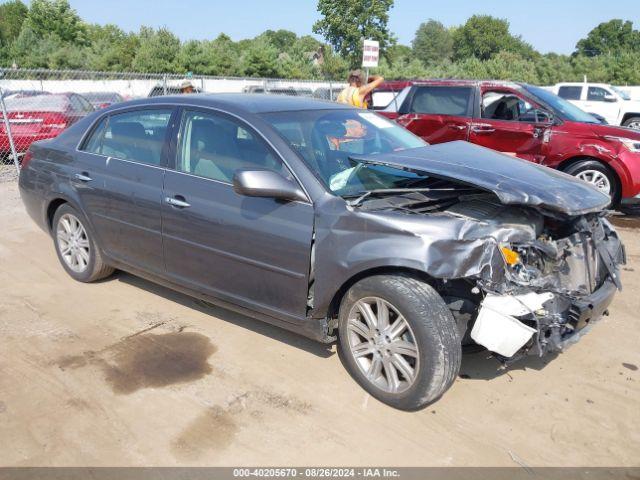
[{"left": 552, "top": 82, "right": 640, "bottom": 130}]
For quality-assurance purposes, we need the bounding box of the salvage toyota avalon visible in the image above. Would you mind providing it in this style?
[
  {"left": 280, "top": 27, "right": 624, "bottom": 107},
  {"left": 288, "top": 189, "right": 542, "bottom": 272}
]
[{"left": 18, "top": 94, "right": 625, "bottom": 410}]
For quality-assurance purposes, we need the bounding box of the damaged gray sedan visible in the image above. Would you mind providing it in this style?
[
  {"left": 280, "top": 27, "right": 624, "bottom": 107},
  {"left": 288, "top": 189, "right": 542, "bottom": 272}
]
[{"left": 19, "top": 95, "right": 625, "bottom": 410}]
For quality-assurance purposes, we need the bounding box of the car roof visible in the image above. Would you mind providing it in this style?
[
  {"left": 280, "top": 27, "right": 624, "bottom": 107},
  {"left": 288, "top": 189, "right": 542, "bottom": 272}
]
[
  {"left": 377, "top": 79, "right": 524, "bottom": 90},
  {"left": 122, "top": 93, "right": 349, "bottom": 114},
  {"left": 555, "top": 82, "right": 610, "bottom": 87}
]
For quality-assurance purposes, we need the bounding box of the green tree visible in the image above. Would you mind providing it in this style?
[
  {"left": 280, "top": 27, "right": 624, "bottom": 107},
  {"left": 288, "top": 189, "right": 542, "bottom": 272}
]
[
  {"left": 386, "top": 44, "right": 412, "bottom": 65},
  {"left": 10, "top": 26, "right": 60, "bottom": 68},
  {"left": 319, "top": 47, "right": 350, "bottom": 80},
  {"left": 412, "top": 20, "right": 453, "bottom": 65},
  {"left": 208, "top": 34, "right": 241, "bottom": 76},
  {"left": 132, "top": 26, "right": 180, "bottom": 73},
  {"left": 24, "top": 0, "right": 87, "bottom": 44},
  {"left": 575, "top": 19, "right": 640, "bottom": 56},
  {"left": 534, "top": 53, "right": 577, "bottom": 85},
  {"left": 263, "top": 29, "right": 298, "bottom": 52},
  {"left": 0, "top": 0, "right": 28, "bottom": 44},
  {"left": 85, "top": 24, "right": 139, "bottom": 71},
  {"left": 313, "top": 0, "right": 395, "bottom": 68},
  {"left": 240, "top": 39, "right": 280, "bottom": 77},
  {"left": 452, "top": 15, "right": 534, "bottom": 61}
]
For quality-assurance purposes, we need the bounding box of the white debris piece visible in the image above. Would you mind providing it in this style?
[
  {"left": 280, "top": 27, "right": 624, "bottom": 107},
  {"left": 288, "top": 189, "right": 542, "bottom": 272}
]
[{"left": 471, "top": 292, "right": 554, "bottom": 357}]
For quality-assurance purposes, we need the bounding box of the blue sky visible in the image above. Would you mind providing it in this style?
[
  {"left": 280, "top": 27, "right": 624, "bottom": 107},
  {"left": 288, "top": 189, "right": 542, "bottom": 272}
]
[{"left": 34, "top": 0, "right": 640, "bottom": 54}]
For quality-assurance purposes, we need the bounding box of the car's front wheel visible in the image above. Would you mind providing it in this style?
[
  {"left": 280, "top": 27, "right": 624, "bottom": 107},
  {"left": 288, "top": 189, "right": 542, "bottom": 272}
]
[
  {"left": 53, "top": 204, "right": 114, "bottom": 282},
  {"left": 338, "top": 274, "right": 461, "bottom": 410},
  {"left": 564, "top": 160, "right": 620, "bottom": 205}
]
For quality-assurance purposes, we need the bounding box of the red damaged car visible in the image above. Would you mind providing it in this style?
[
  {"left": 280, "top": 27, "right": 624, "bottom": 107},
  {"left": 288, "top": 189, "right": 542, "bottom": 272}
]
[
  {"left": 374, "top": 80, "right": 640, "bottom": 208},
  {"left": 1, "top": 93, "right": 93, "bottom": 163}
]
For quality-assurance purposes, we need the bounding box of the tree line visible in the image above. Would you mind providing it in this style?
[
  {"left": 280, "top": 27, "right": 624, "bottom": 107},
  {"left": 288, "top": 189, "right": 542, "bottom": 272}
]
[{"left": 1, "top": 0, "right": 639, "bottom": 84}]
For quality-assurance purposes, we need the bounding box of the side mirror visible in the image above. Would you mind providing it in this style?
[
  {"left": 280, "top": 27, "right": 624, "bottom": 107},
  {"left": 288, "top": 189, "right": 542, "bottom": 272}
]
[
  {"left": 233, "top": 169, "right": 307, "bottom": 202},
  {"left": 603, "top": 93, "right": 617, "bottom": 103},
  {"left": 535, "top": 109, "right": 554, "bottom": 124}
]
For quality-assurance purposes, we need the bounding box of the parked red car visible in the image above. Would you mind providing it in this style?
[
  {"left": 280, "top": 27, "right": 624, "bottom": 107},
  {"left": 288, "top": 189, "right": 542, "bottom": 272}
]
[
  {"left": 1, "top": 93, "right": 94, "bottom": 163},
  {"left": 375, "top": 80, "right": 640, "bottom": 207}
]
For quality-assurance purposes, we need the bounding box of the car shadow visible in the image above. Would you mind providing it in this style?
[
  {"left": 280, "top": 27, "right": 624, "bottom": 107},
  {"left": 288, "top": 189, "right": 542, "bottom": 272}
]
[
  {"left": 114, "top": 272, "right": 335, "bottom": 359},
  {"left": 459, "top": 349, "right": 558, "bottom": 381}
]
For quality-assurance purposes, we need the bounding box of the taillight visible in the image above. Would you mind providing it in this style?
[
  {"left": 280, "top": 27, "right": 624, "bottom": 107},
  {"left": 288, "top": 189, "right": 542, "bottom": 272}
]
[{"left": 21, "top": 150, "right": 34, "bottom": 168}]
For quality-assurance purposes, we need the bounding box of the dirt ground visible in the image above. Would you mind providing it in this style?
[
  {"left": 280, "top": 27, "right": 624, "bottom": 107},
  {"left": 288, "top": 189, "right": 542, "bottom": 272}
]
[{"left": 0, "top": 176, "right": 639, "bottom": 467}]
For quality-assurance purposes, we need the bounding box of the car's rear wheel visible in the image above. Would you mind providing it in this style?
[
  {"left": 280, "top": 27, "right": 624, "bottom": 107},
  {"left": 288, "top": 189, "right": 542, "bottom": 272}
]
[
  {"left": 622, "top": 116, "right": 640, "bottom": 130},
  {"left": 53, "top": 204, "right": 114, "bottom": 282},
  {"left": 564, "top": 160, "right": 620, "bottom": 205},
  {"left": 337, "top": 274, "right": 461, "bottom": 410}
]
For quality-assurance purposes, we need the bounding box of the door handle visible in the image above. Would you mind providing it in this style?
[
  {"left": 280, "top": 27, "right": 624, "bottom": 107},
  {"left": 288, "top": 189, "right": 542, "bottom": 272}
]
[
  {"left": 447, "top": 124, "right": 467, "bottom": 130},
  {"left": 165, "top": 196, "right": 191, "bottom": 208},
  {"left": 74, "top": 172, "right": 92, "bottom": 182},
  {"left": 470, "top": 125, "right": 495, "bottom": 134}
]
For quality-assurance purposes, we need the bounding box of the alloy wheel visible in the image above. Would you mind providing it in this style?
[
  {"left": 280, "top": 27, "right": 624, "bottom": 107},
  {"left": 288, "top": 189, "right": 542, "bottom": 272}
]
[
  {"left": 575, "top": 169, "right": 611, "bottom": 195},
  {"left": 346, "top": 297, "right": 420, "bottom": 394},
  {"left": 56, "top": 213, "right": 90, "bottom": 273},
  {"left": 626, "top": 121, "right": 640, "bottom": 130}
]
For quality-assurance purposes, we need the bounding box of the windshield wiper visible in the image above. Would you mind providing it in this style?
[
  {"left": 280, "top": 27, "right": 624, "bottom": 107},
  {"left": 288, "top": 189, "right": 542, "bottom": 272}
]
[{"left": 346, "top": 187, "right": 463, "bottom": 207}]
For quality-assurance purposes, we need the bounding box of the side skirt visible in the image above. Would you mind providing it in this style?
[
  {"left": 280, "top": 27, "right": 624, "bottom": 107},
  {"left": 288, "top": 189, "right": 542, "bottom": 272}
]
[{"left": 105, "top": 258, "right": 334, "bottom": 344}]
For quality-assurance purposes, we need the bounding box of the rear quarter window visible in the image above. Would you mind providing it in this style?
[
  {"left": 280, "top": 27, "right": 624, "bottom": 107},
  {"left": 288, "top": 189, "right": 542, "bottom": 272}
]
[{"left": 409, "top": 86, "right": 473, "bottom": 116}]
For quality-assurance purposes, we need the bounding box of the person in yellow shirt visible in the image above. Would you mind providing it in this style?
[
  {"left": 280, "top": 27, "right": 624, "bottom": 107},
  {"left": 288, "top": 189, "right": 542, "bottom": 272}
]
[{"left": 336, "top": 70, "right": 384, "bottom": 109}]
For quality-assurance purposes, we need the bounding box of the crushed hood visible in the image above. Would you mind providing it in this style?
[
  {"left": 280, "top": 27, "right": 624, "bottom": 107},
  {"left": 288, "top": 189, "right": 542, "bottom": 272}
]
[{"left": 351, "top": 141, "right": 611, "bottom": 216}]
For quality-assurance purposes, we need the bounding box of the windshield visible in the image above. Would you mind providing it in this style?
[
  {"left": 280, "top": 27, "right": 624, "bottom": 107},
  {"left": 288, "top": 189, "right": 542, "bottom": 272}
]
[
  {"left": 611, "top": 86, "right": 631, "bottom": 101},
  {"left": 261, "top": 109, "right": 429, "bottom": 197},
  {"left": 524, "top": 85, "right": 600, "bottom": 124}
]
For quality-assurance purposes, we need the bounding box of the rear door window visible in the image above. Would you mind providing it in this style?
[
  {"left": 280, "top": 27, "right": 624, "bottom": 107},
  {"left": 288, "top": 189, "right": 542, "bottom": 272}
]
[
  {"left": 409, "top": 86, "right": 473, "bottom": 116},
  {"left": 558, "top": 86, "right": 582, "bottom": 100},
  {"left": 81, "top": 109, "right": 173, "bottom": 165}
]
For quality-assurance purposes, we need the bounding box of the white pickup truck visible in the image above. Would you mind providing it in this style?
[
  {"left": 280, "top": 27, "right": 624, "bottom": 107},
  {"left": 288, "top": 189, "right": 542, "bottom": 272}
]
[{"left": 552, "top": 82, "right": 640, "bottom": 130}]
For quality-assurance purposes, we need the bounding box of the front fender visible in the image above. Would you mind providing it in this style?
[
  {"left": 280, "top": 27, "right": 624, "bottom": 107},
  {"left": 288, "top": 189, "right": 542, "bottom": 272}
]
[
  {"left": 551, "top": 139, "right": 639, "bottom": 199},
  {"left": 310, "top": 211, "right": 507, "bottom": 319}
]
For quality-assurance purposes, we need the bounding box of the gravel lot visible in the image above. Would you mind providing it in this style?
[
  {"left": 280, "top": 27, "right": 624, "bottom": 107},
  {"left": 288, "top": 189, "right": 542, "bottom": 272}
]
[{"left": 0, "top": 175, "right": 638, "bottom": 467}]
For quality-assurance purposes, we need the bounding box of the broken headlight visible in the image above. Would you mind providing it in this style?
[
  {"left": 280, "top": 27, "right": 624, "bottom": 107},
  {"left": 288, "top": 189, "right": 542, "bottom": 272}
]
[{"left": 500, "top": 243, "right": 550, "bottom": 283}]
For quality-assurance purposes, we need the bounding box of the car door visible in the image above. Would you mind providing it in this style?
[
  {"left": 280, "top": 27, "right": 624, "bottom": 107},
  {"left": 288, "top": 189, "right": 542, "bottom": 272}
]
[
  {"left": 161, "top": 108, "right": 314, "bottom": 323},
  {"left": 78, "top": 107, "right": 174, "bottom": 274},
  {"left": 582, "top": 86, "right": 621, "bottom": 125},
  {"left": 395, "top": 85, "right": 474, "bottom": 144},
  {"left": 469, "top": 87, "right": 549, "bottom": 164}
]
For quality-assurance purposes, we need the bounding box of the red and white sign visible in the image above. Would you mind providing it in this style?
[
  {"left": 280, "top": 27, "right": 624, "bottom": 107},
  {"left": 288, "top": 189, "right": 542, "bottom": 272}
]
[{"left": 362, "top": 39, "right": 379, "bottom": 68}]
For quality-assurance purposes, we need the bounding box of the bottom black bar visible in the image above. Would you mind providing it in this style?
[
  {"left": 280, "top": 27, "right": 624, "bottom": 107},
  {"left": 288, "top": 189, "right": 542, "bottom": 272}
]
[{"left": 0, "top": 468, "right": 639, "bottom": 480}]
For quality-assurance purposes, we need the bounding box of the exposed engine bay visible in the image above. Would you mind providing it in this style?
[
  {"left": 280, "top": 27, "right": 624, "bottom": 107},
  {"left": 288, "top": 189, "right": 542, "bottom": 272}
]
[{"left": 353, "top": 190, "right": 626, "bottom": 362}]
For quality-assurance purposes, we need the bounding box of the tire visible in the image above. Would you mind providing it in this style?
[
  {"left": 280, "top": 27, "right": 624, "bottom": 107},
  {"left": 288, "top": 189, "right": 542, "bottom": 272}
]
[
  {"left": 337, "top": 274, "right": 461, "bottom": 410},
  {"left": 564, "top": 160, "right": 621, "bottom": 206},
  {"left": 52, "top": 204, "right": 114, "bottom": 282},
  {"left": 622, "top": 116, "right": 640, "bottom": 130}
]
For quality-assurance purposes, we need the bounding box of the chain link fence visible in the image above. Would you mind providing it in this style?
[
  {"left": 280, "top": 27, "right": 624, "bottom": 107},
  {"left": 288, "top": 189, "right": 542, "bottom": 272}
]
[{"left": 0, "top": 68, "right": 347, "bottom": 179}]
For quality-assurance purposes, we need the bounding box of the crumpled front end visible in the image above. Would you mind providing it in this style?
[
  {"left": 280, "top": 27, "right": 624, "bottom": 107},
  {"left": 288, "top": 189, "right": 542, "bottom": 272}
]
[{"left": 470, "top": 214, "right": 625, "bottom": 361}]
